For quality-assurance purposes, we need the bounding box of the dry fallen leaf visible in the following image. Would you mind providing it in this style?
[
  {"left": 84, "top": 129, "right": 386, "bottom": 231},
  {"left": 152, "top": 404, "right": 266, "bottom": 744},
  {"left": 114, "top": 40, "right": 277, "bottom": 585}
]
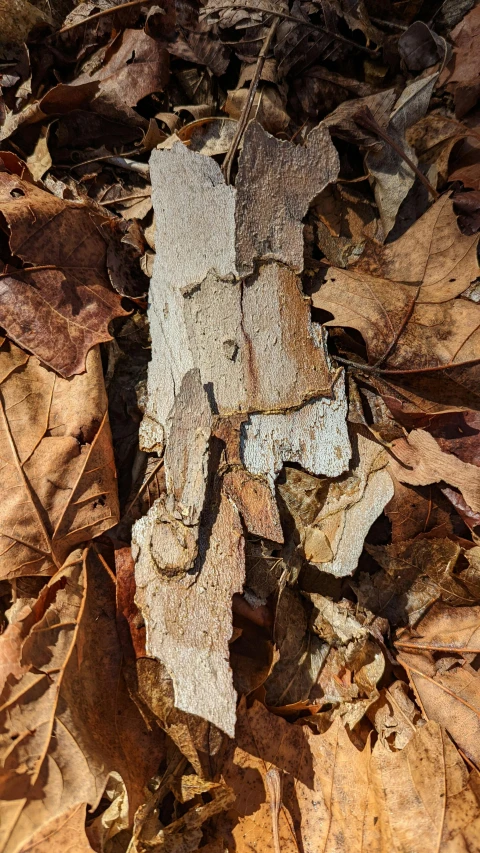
[
  {"left": 398, "top": 647, "right": 480, "bottom": 769},
  {"left": 0, "top": 170, "right": 128, "bottom": 376},
  {"left": 0, "top": 340, "right": 119, "bottom": 579},
  {"left": 213, "top": 699, "right": 480, "bottom": 853},
  {"left": 0, "top": 547, "right": 165, "bottom": 853},
  {"left": 389, "top": 428, "right": 480, "bottom": 513},
  {"left": 15, "top": 803, "right": 94, "bottom": 853},
  {"left": 312, "top": 194, "right": 479, "bottom": 372}
]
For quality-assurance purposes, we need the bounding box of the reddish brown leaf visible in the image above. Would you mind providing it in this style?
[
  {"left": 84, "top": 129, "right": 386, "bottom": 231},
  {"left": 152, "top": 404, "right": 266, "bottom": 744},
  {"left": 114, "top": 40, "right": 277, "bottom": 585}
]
[
  {"left": 73, "top": 28, "right": 170, "bottom": 119},
  {"left": 0, "top": 172, "right": 128, "bottom": 376}
]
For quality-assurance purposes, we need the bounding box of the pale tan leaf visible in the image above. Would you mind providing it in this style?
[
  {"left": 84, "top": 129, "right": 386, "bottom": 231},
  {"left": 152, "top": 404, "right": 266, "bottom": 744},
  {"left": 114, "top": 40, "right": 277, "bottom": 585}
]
[
  {"left": 213, "top": 700, "right": 480, "bottom": 853},
  {"left": 396, "top": 601, "right": 480, "bottom": 653},
  {"left": 399, "top": 649, "right": 480, "bottom": 769},
  {"left": 16, "top": 803, "right": 93, "bottom": 853}
]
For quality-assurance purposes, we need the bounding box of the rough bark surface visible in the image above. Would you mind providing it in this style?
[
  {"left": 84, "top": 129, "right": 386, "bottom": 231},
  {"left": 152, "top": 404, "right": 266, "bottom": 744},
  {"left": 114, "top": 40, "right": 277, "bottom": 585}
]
[{"left": 134, "top": 121, "right": 351, "bottom": 733}]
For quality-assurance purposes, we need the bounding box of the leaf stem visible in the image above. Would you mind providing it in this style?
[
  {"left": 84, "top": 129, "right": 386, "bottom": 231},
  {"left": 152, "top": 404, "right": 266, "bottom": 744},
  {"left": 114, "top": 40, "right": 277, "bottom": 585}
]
[{"left": 0, "top": 264, "right": 57, "bottom": 278}]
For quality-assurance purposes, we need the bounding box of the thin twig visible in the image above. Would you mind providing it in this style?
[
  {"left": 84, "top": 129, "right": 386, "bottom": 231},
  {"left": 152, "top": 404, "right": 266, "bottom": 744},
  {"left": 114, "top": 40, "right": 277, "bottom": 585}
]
[
  {"left": 354, "top": 108, "right": 439, "bottom": 200},
  {"left": 210, "top": 4, "right": 378, "bottom": 55},
  {"left": 265, "top": 768, "right": 282, "bottom": 853},
  {"left": 57, "top": 0, "right": 158, "bottom": 34},
  {"left": 333, "top": 354, "right": 480, "bottom": 375},
  {"left": 222, "top": 16, "right": 278, "bottom": 184},
  {"left": 64, "top": 148, "right": 145, "bottom": 170},
  {"left": 100, "top": 193, "right": 151, "bottom": 205},
  {"left": 0, "top": 264, "right": 57, "bottom": 278},
  {"left": 127, "top": 754, "right": 187, "bottom": 852}
]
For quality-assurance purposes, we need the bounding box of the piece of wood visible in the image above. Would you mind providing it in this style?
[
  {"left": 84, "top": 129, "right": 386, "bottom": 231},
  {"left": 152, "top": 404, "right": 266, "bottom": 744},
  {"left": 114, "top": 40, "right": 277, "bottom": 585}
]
[
  {"left": 140, "top": 143, "right": 236, "bottom": 453},
  {"left": 135, "top": 120, "right": 350, "bottom": 733},
  {"left": 133, "top": 490, "right": 245, "bottom": 736},
  {"left": 241, "top": 373, "right": 350, "bottom": 486},
  {"left": 303, "top": 429, "right": 394, "bottom": 576},
  {"left": 164, "top": 368, "right": 211, "bottom": 526},
  {"left": 235, "top": 121, "right": 340, "bottom": 275}
]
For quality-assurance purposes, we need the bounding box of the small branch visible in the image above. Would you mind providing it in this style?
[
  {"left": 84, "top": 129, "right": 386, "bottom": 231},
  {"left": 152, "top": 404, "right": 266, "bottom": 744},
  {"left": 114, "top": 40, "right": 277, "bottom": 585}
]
[
  {"left": 222, "top": 16, "right": 278, "bottom": 184},
  {"left": 354, "top": 107, "right": 439, "bottom": 201},
  {"left": 333, "top": 354, "right": 480, "bottom": 375},
  {"left": 100, "top": 193, "right": 151, "bottom": 205},
  {"left": 0, "top": 264, "right": 57, "bottom": 279},
  {"left": 57, "top": 0, "right": 158, "bottom": 34}
]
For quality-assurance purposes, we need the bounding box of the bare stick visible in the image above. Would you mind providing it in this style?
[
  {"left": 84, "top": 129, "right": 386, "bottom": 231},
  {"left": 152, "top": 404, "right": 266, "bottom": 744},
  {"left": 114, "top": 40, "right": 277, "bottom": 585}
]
[
  {"left": 222, "top": 16, "right": 278, "bottom": 184},
  {"left": 333, "top": 354, "right": 480, "bottom": 375}
]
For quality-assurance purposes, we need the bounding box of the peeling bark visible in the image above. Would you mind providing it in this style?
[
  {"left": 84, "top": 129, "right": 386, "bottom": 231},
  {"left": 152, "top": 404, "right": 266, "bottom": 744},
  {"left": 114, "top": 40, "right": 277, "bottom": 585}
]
[
  {"left": 134, "top": 120, "right": 349, "bottom": 733},
  {"left": 133, "top": 491, "right": 244, "bottom": 736}
]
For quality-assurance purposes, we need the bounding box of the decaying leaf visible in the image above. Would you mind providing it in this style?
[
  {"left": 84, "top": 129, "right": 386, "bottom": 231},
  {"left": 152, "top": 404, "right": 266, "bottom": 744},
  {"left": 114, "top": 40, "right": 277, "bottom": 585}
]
[
  {"left": 0, "top": 171, "right": 128, "bottom": 376},
  {"left": 389, "top": 428, "right": 480, "bottom": 513},
  {"left": 263, "top": 587, "right": 328, "bottom": 707},
  {"left": 0, "top": 340, "right": 119, "bottom": 579},
  {"left": 213, "top": 700, "right": 480, "bottom": 853},
  {"left": 364, "top": 73, "right": 438, "bottom": 235},
  {"left": 398, "top": 644, "right": 480, "bottom": 768},
  {"left": 0, "top": 547, "right": 164, "bottom": 853},
  {"left": 73, "top": 28, "right": 169, "bottom": 118},
  {"left": 312, "top": 194, "right": 479, "bottom": 372},
  {"left": 367, "top": 681, "right": 425, "bottom": 750},
  {"left": 439, "top": 4, "right": 480, "bottom": 117},
  {"left": 14, "top": 803, "right": 94, "bottom": 852},
  {"left": 355, "top": 534, "right": 480, "bottom": 628}
]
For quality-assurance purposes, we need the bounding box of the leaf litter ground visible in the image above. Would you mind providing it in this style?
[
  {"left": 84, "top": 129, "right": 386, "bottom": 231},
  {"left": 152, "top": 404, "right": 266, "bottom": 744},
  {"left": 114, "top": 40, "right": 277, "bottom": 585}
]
[{"left": 0, "top": 1, "right": 480, "bottom": 851}]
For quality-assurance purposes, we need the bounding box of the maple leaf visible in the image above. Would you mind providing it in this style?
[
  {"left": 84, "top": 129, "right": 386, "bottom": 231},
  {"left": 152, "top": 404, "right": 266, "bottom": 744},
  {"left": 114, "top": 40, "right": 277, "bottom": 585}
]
[
  {"left": 72, "top": 28, "right": 170, "bottom": 123},
  {"left": 389, "top": 428, "right": 480, "bottom": 513},
  {"left": 312, "top": 194, "right": 479, "bottom": 373},
  {"left": 11, "top": 804, "right": 94, "bottom": 853},
  {"left": 0, "top": 546, "right": 164, "bottom": 853},
  {"left": 439, "top": 4, "right": 480, "bottom": 118},
  {"left": 0, "top": 340, "right": 119, "bottom": 578},
  {"left": 0, "top": 171, "right": 129, "bottom": 377}
]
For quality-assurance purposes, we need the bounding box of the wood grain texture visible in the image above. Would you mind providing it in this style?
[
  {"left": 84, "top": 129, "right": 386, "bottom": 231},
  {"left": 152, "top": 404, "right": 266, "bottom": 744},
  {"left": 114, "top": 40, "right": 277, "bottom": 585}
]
[
  {"left": 140, "top": 143, "right": 236, "bottom": 453},
  {"left": 135, "top": 123, "right": 349, "bottom": 732},
  {"left": 241, "top": 373, "right": 350, "bottom": 486},
  {"left": 133, "top": 491, "right": 245, "bottom": 736},
  {"left": 235, "top": 121, "right": 340, "bottom": 275}
]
